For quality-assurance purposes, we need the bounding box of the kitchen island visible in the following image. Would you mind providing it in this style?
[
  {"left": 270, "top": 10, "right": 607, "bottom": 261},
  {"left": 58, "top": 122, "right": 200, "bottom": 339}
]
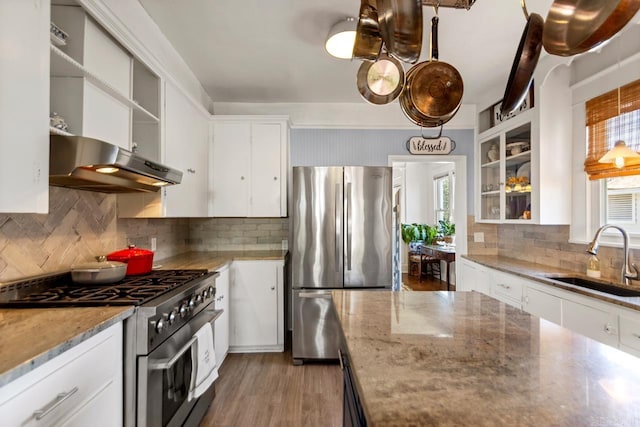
[{"left": 333, "top": 290, "right": 640, "bottom": 426}]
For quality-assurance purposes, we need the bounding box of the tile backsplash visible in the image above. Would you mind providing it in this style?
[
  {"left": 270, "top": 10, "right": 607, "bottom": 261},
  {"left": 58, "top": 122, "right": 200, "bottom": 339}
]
[
  {"left": 0, "top": 187, "right": 120, "bottom": 281},
  {"left": 188, "top": 217, "right": 288, "bottom": 251},
  {"left": 467, "top": 217, "right": 640, "bottom": 282},
  {"left": 0, "top": 187, "right": 289, "bottom": 283}
]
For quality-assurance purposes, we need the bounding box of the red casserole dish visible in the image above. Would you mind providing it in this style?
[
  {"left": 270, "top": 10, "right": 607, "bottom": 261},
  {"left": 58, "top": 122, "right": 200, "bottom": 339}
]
[{"left": 106, "top": 245, "right": 154, "bottom": 275}]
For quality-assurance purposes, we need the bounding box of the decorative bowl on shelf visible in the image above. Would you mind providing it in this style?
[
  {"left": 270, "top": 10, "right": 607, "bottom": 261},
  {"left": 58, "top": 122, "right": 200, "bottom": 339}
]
[{"left": 50, "top": 22, "right": 68, "bottom": 46}]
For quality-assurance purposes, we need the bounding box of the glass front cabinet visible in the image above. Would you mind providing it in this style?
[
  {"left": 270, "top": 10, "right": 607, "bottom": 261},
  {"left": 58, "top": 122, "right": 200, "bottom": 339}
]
[{"left": 478, "top": 113, "right": 534, "bottom": 223}]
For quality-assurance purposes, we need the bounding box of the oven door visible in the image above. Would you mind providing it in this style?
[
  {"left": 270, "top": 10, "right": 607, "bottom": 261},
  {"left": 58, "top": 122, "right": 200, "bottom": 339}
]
[{"left": 137, "top": 306, "right": 223, "bottom": 427}]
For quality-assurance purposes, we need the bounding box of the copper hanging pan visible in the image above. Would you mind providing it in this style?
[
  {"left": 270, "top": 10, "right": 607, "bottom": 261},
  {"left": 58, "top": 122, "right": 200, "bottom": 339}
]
[
  {"left": 543, "top": 0, "right": 640, "bottom": 57},
  {"left": 400, "top": 14, "right": 464, "bottom": 127},
  {"left": 357, "top": 51, "right": 405, "bottom": 105},
  {"left": 353, "top": 0, "right": 383, "bottom": 60},
  {"left": 501, "top": 0, "right": 543, "bottom": 115},
  {"left": 376, "top": 0, "right": 423, "bottom": 63}
]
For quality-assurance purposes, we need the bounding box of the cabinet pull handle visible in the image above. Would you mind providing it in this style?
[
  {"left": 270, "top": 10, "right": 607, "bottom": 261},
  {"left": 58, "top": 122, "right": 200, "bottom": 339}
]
[
  {"left": 338, "top": 348, "right": 344, "bottom": 371},
  {"left": 34, "top": 386, "right": 79, "bottom": 420},
  {"left": 187, "top": 168, "right": 196, "bottom": 174},
  {"left": 498, "top": 284, "right": 511, "bottom": 290}
]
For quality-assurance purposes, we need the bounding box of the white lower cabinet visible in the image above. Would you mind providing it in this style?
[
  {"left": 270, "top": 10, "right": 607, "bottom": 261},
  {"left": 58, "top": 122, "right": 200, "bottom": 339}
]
[
  {"left": 523, "top": 285, "right": 562, "bottom": 325},
  {"left": 0, "top": 322, "right": 123, "bottom": 427},
  {"left": 456, "top": 258, "right": 491, "bottom": 294},
  {"left": 618, "top": 311, "right": 640, "bottom": 357},
  {"left": 490, "top": 270, "right": 524, "bottom": 309},
  {"left": 214, "top": 264, "right": 230, "bottom": 365},
  {"left": 462, "top": 260, "right": 640, "bottom": 354},
  {"left": 229, "top": 260, "right": 284, "bottom": 352},
  {"left": 563, "top": 298, "right": 618, "bottom": 347}
]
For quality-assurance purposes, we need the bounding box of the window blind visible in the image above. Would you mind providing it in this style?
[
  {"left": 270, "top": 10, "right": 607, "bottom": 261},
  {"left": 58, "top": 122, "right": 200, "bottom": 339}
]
[
  {"left": 606, "top": 193, "right": 634, "bottom": 223},
  {"left": 584, "top": 79, "right": 640, "bottom": 180}
]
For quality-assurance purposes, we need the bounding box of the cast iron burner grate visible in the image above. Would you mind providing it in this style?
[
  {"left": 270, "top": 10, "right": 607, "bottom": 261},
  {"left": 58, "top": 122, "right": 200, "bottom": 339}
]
[{"left": 0, "top": 269, "right": 209, "bottom": 307}]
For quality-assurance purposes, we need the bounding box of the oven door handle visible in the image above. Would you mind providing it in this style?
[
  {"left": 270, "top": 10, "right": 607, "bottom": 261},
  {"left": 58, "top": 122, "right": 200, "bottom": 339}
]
[{"left": 149, "top": 309, "right": 223, "bottom": 371}]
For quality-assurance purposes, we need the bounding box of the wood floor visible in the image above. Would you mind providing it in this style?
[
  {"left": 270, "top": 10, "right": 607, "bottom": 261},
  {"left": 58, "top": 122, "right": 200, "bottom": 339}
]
[
  {"left": 201, "top": 273, "right": 452, "bottom": 426},
  {"left": 201, "top": 351, "right": 342, "bottom": 427},
  {"left": 403, "top": 272, "right": 454, "bottom": 291}
]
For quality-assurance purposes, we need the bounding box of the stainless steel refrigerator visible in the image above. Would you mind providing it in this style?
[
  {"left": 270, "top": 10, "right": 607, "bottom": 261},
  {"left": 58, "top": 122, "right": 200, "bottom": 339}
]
[{"left": 292, "top": 166, "right": 392, "bottom": 363}]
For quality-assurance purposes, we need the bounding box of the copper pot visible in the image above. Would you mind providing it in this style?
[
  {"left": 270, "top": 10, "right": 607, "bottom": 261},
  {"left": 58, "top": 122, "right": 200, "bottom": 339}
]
[
  {"left": 400, "top": 16, "right": 464, "bottom": 127},
  {"left": 352, "top": 0, "right": 382, "bottom": 61},
  {"left": 376, "top": 0, "right": 423, "bottom": 64},
  {"left": 501, "top": 0, "right": 543, "bottom": 115},
  {"left": 543, "top": 0, "right": 640, "bottom": 56}
]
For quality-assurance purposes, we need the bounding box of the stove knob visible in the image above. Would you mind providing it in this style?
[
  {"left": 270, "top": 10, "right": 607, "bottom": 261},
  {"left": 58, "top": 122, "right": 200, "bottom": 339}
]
[
  {"left": 208, "top": 286, "right": 214, "bottom": 297},
  {"left": 167, "top": 310, "right": 177, "bottom": 325},
  {"left": 179, "top": 303, "right": 188, "bottom": 318},
  {"left": 188, "top": 297, "right": 196, "bottom": 309},
  {"left": 155, "top": 318, "right": 165, "bottom": 334},
  {"left": 195, "top": 294, "right": 203, "bottom": 305}
]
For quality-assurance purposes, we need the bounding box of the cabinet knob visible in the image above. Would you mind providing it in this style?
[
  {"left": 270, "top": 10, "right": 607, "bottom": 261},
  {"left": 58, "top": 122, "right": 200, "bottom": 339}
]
[
  {"left": 604, "top": 323, "right": 615, "bottom": 334},
  {"left": 273, "top": 176, "right": 278, "bottom": 181},
  {"left": 270, "top": 286, "right": 275, "bottom": 290},
  {"left": 240, "top": 176, "right": 245, "bottom": 180}
]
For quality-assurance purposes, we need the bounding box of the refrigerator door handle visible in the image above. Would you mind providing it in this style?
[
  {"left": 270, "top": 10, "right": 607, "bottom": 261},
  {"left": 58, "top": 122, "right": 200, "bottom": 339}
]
[
  {"left": 335, "top": 183, "right": 340, "bottom": 272},
  {"left": 298, "top": 291, "right": 333, "bottom": 299},
  {"left": 346, "top": 181, "right": 352, "bottom": 271}
]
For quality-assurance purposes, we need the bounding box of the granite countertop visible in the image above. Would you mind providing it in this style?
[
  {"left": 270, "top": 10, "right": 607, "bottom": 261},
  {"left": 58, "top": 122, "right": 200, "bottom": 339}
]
[
  {"left": 0, "top": 249, "right": 286, "bottom": 387},
  {"left": 333, "top": 290, "right": 640, "bottom": 426},
  {"left": 156, "top": 250, "right": 288, "bottom": 271},
  {"left": 463, "top": 254, "right": 640, "bottom": 311},
  {"left": 0, "top": 306, "right": 133, "bottom": 387}
]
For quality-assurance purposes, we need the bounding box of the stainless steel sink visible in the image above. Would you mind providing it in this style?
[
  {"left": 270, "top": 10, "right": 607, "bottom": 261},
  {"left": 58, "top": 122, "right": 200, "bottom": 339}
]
[{"left": 544, "top": 276, "right": 640, "bottom": 297}]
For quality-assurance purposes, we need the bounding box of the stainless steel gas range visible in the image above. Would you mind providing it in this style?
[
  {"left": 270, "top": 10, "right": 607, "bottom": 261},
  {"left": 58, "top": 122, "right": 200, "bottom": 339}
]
[{"left": 0, "top": 269, "right": 221, "bottom": 427}]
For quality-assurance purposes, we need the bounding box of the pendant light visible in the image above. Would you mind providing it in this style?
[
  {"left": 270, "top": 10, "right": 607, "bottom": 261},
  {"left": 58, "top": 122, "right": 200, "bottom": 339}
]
[
  {"left": 325, "top": 17, "right": 357, "bottom": 59},
  {"left": 598, "top": 88, "right": 640, "bottom": 169}
]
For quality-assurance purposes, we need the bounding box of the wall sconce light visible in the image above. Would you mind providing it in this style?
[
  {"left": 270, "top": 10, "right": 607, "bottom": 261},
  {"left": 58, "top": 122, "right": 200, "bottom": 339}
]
[
  {"left": 599, "top": 140, "right": 640, "bottom": 169},
  {"left": 325, "top": 17, "right": 357, "bottom": 59}
]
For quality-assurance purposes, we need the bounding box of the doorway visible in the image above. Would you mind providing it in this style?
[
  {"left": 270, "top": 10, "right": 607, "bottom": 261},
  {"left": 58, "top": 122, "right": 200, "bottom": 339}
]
[{"left": 388, "top": 155, "right": 467, "bottom": 289}]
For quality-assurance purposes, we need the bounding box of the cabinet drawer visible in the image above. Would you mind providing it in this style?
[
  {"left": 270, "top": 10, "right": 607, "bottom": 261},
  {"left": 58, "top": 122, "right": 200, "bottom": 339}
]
[
  {"left": 523, "top": 286, "right": 562, "bottom": 325},
  {"left": 491, "top": 271, "right": 523, "bottom": 307},
  {"left": 0, "top": 324, "right": 122, "bottom": 427},
  {"left": 562, "top": 300, "right": 618, "bottom": 347},
  {"left": 620, "top": 315, "right": 640, "bottom": 352}
]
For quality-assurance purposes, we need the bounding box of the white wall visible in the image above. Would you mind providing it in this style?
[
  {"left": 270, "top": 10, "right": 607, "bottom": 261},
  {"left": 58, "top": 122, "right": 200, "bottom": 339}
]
[{"left": 403, "top": 162, "right": 455, "bottom": 225}]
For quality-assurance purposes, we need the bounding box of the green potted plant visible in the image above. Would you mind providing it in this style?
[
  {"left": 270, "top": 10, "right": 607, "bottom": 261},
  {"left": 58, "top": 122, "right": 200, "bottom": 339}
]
[
  {"left": 401, "top": 223, "right": 438, "bottom": 250},
  {"left": 438, "top": 219, "right": 456, "bottom": 245}
]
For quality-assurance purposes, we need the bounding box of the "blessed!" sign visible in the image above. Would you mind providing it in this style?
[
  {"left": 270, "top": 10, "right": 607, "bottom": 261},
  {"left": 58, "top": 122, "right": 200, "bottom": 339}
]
[{"left": 406, "top": 136, "right": 456, "bottom": 155}]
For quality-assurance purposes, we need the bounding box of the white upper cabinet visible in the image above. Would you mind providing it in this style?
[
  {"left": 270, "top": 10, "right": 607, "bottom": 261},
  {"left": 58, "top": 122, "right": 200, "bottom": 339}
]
[
  {"left": 118, "top": 81, "right": 210, "bottom": 218},
  {"left": 0, "top": 0, "right": 49, "bottom": 213},
  {"left": 162, "top": 81, "right": 210, "bottom": 217},
  {"left": 49, "top": 5, "right": 160, "bottom": 155},
  {"left": 211, "top": 116, "right": 289, "bottom": 217},
  {"left": 476, "top": 66, "right": 572, "bottom": 225}
]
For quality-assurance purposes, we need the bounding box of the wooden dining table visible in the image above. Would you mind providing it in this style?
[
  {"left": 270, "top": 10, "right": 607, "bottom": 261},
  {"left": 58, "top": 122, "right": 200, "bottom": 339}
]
[{"left": 420, "top": 244, "right": 456, "bottom": 291}]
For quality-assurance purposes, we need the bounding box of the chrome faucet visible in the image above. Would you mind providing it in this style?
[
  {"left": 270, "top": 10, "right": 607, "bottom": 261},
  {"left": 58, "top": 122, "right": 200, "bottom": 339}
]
[{"left": 587, "top": 224, "right": 639, "bottom": 286}]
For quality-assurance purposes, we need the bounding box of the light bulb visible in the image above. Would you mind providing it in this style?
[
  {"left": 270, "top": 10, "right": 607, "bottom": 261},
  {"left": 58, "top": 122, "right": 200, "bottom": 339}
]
[{"left": 615, "top": 157, "right": 625, "bottom": 168}]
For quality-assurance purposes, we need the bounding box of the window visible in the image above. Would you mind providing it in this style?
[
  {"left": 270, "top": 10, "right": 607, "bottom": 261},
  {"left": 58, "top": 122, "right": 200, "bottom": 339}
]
[
  {"left": 434, "top": 172, "right": 454, "bottom": 223},
  {"left": 604, "top": 177, "right": 640, "bottom": 230},
  {"left": 585, "top": 80, "right": 640, "bottom": 180},
  {"left": 588, "top": 79, "right": 640, "bottom": 231}
]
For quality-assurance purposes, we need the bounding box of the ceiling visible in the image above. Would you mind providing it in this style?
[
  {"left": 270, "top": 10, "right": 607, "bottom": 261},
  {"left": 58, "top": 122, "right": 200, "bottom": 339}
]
[{"left": 138, "top": 0, "right": 555, "bottom": 105}]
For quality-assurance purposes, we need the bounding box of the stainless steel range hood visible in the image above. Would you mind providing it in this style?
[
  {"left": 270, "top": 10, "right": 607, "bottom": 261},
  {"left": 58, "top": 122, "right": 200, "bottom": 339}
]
[{"left": 50, "top": 135, "right": 182, "bottom": 193}]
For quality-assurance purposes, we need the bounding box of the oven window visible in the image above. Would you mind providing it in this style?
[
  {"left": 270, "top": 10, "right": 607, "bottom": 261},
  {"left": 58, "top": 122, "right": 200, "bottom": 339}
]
[{"left": 162, "top": 350, "right": 193, "bottom": 426}]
